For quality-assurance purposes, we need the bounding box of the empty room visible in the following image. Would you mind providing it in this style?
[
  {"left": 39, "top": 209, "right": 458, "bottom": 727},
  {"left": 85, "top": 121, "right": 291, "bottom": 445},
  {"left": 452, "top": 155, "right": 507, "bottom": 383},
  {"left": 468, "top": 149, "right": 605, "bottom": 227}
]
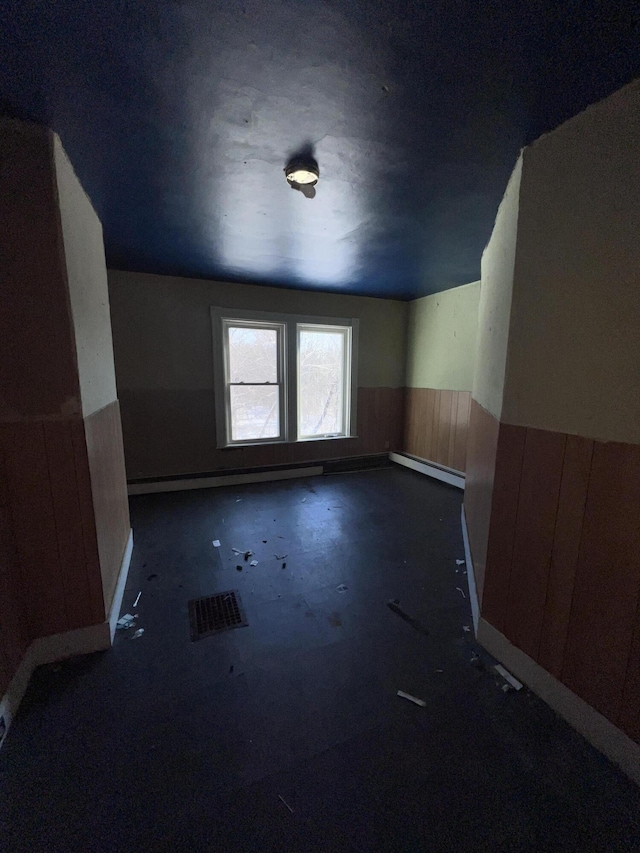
[{"left": 1, "top": 2, "right": 639, "bottom": 850}]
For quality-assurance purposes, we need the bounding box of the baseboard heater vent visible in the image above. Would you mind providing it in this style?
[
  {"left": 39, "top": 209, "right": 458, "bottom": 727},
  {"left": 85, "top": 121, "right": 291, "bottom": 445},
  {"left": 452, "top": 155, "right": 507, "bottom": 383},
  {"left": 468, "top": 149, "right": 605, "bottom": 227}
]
[
  {"left": 128, "top": 454, "right": 392, "bottom": 496},
  {"left": 389, "top": 452, "right": 465, "bottom": 490},
  {"left": 323, "top": 454, "right": 391, "bottom": 474}
]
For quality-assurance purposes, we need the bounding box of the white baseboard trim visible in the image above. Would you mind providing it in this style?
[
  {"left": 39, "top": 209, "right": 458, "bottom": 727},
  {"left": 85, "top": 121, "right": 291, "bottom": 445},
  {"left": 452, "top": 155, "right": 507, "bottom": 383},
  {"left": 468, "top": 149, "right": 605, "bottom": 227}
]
[
  {"left": 389, "top": 452, "right": 465, "bottom": 490},
  {"left": 108, "top": 528, "right": 134, "bottom": 641},
  {"left": 460, "top": 504, "right": 479, "bottom": 635},
  {"left": 477, "top": 617, "right": 640, "bottom": 786},
  {"left": 128, "top": 465, "right": 324, "bottom": 495},
  {"left": 0, "top": 528, "right": 133, "bottom": 750}
]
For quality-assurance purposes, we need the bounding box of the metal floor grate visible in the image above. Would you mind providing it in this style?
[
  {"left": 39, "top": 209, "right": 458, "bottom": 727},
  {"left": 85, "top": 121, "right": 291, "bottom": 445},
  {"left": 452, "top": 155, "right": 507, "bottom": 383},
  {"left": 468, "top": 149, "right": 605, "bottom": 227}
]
[{"left": 188, "top": 591, "right": 248, "bottom": 641}]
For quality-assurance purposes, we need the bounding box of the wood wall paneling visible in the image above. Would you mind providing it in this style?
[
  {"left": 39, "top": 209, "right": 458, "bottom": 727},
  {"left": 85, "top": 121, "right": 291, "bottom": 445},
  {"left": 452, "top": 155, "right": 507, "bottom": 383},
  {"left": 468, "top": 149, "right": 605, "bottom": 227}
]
[
  {"left": 84, "top": 401, "right": 131, "bottom": 613},
  {"left": 43, "top": 422, "right": 97, "bottom": 630},
  {"left": 462, "top": 399, "right": 500, "bottom": 602},
  {"left": 480, "top": 423, "right": 526, "bottom": 633},
  {"left": 561, "top": 441, "right": 640, "bottom": 723},
  {"left": 619, "top": 599, "right": 640, "bottom": 742},
  {"left": 538, "top": 435, "right": 593, "bottom": 677},
  {"left": 71, "top": 421, "right": 111, "bottom": 623},
  {"left": 402, "top": 388, "right": 472, "bottom": 473},
  {"left": 0, "top": 444, "right": 28, "bottom": 696},
  {"left": 0, "top": 422, "right": 69, "bottom": 638},
  {"left": 453, "top": 392, "right": 470, "bottom": 472},
  {"left": 504, "top": 428, "right": 566, "bottom": 659}
]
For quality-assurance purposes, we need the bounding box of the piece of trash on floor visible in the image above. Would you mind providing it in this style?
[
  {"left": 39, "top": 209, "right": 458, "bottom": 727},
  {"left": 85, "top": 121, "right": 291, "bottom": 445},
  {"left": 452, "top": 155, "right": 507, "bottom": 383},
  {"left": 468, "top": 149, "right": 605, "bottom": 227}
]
[
  {"left": 456, "top": 587, "right": 466, "bottom": 599},
  {"left": 397, "top": 690, "right": 426, "bottom": 707},
  {"left": 236, "top": 564, "right": 243, "bottom": 572},
  {"left": 278, "top": 794, "right": 294, "bottom": 814},
  {"left": 274, "top": 553, "right": 288, "bottom": 560},
  {"left": 277, "top": 535, "right": 285, "bottom": 539},
  {"left": 244, "top": 550, "right": 254, "bottom": 561},
  {"left": 435, "top": 669, "right": 443, "bottom": 673},
  {"left": 282, "top": 562, "right": 287, "bottom": 569},
  {"left": 236, "top": 498, "right": 242, "bottom": 502},
  {"left": 212, "top": 540, "right": 221, "bottom": 548},
  {"left": 232, "top": 548, "right": 244, "bottom": 555},
  {"left": 147, "top": 573, "right": 157, "bottom": 581},
  {"left": 301, "top": 498, "right": 306, "bottom": 502},
  {"left": 116, "top": 613, "right": 137, "bottom": 629},
  {"left": 456, "top": 559, "right": 465, "bottom": 566},
  {"left": 386, "top": 599, "right": 429, "bottom": 636},
  {"left": 502, "top": 684, "right": 510, "bottom": 692},
  {"left": 262, "top": 540, "right": 267, "bottom": 543},
  {"left": 229, "top": 665, "right": 234, "bottom": 674},
  {"left": 250, "top": 560, "right": 258, "bottom": 567},
  {"left": 337, "top": 584, "right": 348, "bottom": 593},
  {"left": 494, "top": 664, "right": 523, "bottom": 691},
  {"left": 463, "top": 625, "right": 471, "bottom": 632},
  {"left": 133, "top": 591, "right": 142, "bottom": 608},
  {"left": 131, "top": 628, "right": 144, "bottom": 639}
]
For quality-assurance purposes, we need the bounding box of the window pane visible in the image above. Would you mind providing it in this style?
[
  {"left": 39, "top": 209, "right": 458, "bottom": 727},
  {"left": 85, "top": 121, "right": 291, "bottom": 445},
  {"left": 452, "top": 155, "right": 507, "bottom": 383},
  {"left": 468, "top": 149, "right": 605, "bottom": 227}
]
[
  {"left": 299, "top": 329, "right": 345, "bottom": 436},
  {"left": 230, "top": 385, "right": 280, "bottom": 441},
  {"left": 228, "top": 326, "right": 278, "bottom": 383}
]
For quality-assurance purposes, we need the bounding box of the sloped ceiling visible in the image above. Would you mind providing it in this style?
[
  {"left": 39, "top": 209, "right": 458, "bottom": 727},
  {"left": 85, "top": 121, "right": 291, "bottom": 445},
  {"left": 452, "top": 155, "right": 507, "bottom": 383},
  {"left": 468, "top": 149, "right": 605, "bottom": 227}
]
[{"left": 1, "top": 0, "right": 638, "bottom": 298}]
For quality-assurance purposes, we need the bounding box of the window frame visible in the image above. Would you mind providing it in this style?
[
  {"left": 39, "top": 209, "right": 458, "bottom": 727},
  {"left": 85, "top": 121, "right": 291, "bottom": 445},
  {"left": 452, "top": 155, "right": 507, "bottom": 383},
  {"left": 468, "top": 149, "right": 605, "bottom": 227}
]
[
  {"left": 211, "top": 307, "right": 358, "bottom": 448},
  {"left": 296, "top": 323, "right": 352, "bottom": 441}
]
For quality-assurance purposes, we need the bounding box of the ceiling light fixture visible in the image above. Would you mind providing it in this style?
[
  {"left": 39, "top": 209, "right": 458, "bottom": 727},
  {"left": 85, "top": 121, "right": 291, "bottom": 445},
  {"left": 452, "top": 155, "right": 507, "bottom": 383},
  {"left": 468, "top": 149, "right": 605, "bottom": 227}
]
[{"left": 285, "top": 159, "right": 319, "bottom": 187}]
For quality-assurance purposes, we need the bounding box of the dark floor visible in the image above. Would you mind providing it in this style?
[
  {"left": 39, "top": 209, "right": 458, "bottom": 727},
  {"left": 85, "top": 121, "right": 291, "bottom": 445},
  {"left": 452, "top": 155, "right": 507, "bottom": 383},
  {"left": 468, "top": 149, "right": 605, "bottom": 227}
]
[{"left": 1, "top": 466, "right": 639, "bottom": 852}]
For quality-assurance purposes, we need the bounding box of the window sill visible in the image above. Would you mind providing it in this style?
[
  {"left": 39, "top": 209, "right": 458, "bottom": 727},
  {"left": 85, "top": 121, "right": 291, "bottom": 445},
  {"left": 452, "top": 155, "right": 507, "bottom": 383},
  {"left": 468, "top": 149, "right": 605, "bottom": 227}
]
[{"left": 220, "top": 435, "right": 357, "bottom": 450}]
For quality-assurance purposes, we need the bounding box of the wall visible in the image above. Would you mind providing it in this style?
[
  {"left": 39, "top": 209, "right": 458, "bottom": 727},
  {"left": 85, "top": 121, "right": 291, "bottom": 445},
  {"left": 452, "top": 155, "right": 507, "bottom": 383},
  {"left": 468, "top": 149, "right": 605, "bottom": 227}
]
[
  {"left": 464, "top": 157, "right": 522, "bottom": 598},
  {"left": 466, "top": 79, "right": 640, "bottom": 748},
  {"left": 53, "top": 137, "right": 130, "bottom": 613},
  {"left": 108, "top": 270, "right": 408, "bottom": 479},
  {"left": 0, "top": 120, "right": 129, "bottom": 699},
  {"left": 403, "top": 281, "right": 480, "bottom": 472}
]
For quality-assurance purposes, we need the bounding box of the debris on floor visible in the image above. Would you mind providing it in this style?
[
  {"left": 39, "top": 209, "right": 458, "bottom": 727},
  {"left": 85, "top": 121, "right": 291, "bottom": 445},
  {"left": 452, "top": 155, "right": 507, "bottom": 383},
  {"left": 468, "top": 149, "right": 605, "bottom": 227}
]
[
  {"left": 250, "top": 560, "right": 258, "bottom": 566},
  {"left": 278, "top": 794, "right": 294, "bottom": 814},
  {"left": 456, "top": 587, "right": 466, "bottom": 598},
  {"left": 397, "top": 690, "right": 426, "bottom": 707},
  {"left": 116, "top": 613, "right": 137, "bottom": 629},
  {"left": 229, "top": 665, "right": 234, "bottom": 674},
  {"left": 131, "top": 628, "right": 144, "bottom": 639},
  {"left": 236, "top": 565, "right": 243, "bottom": 572},
  {"left": 232, "top": 548, "right": 244, "bottom": 555},
  {"left": 463, "top": 625, "right": 471, "bottom": 632},
  {"left": 282, "top": 562, "right": 286, "bottom": 569},
  {"left": 244, "top": 550, "right": 254, "bottom": 561},
  {"left": 133, "top": 591, "right": 142, "bottom": 607},
  {"left": 212, "top": 540, "right": 221, "bottom": 548},
  {"left": 386, "top": 599, "right": 429, "bottom": 636},
  {"left": 495, "top": 664, "right": 523, "bottom": 691},
  {"left": 236, "top": 498, "right": 242, "bottom": 502},
  {"left": 147, "top": 573, "right": 158, "bottom": 582},
  {"left": 301, "top": 498, "right": 306, "bottom": 502},
  {"left": 274, "top": 553, "right": 288, "bottom": 559},
  {"left": 337, "top": 584, "right": 348, "bottom": 593},
  {"left": 435, "top": 669, "right": 443, "bottom": 673}
]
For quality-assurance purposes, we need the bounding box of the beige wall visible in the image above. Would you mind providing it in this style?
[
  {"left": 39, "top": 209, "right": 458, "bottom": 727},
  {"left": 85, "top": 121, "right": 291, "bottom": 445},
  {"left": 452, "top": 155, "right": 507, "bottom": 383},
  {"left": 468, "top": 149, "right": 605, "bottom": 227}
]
[
  {"left": 472, "top": 155, "right": 522, "bottom": 420},
  {"left": 502, "top": 79, "right": 640, "bottom": 445},
  {"left": 406, "top": 281, "right": 480, "bottom": 390},
  {"left": 108, "top": 270, "right": 408, "bottom": 477},
  {"left": 54, "top": 137, "right": 118, "bottom": 418}
]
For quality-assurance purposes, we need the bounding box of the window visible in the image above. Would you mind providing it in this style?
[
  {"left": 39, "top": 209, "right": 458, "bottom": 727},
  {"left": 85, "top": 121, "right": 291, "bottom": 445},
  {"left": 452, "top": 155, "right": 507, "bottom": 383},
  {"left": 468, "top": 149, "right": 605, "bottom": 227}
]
[{"left": 212, "top": 309, "right": 358, "bottom": 447}]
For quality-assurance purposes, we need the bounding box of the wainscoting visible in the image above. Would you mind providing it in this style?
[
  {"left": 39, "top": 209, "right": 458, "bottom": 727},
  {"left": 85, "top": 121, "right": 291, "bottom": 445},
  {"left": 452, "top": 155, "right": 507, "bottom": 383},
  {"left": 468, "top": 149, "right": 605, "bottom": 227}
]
[
  {"left": 465, "top": 401, "right": 640, "bottom": 745},
  {"left": 0, "top": 402, "right": 131, "bottom": 697},
  {"left": 119, "top": 386, "right": 405, "bottom": 480},
  {"left": 403, "top": 388, "right": 470, "bottom": 472}
]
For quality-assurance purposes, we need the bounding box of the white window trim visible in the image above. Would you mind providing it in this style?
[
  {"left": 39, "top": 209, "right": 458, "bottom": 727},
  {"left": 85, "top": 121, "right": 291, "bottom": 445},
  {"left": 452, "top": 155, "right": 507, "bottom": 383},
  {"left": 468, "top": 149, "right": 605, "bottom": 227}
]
[{"left": 211, "top": 307, "right": 359, "bottom": 449}]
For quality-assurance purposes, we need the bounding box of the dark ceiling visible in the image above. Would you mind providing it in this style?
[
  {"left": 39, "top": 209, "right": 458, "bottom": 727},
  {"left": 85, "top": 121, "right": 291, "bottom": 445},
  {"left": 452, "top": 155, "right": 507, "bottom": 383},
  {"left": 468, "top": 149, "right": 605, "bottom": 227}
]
[{"left": 1, "top": 1, "right": 639, "bottom": 299}]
